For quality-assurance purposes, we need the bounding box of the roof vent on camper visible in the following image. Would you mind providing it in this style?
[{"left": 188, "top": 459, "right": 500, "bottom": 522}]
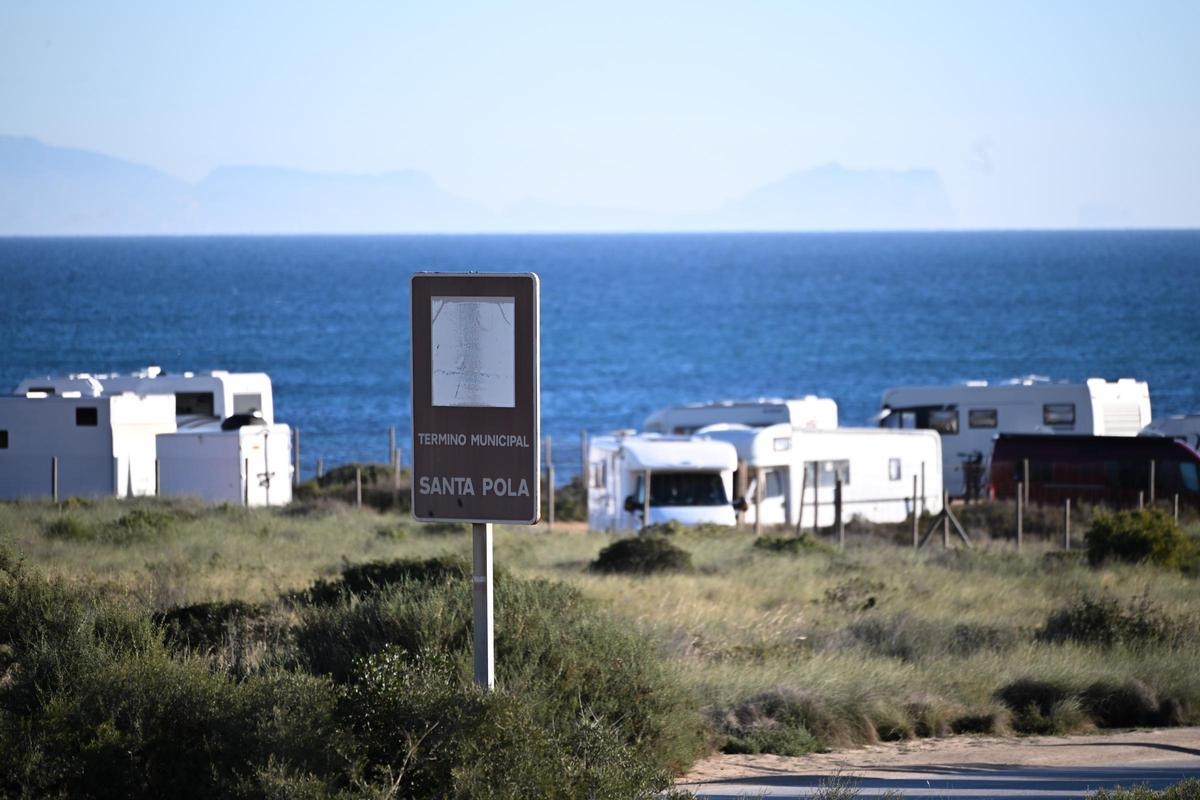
[{"left": 220, "top": 410, "right": 266, "bottom": 431}]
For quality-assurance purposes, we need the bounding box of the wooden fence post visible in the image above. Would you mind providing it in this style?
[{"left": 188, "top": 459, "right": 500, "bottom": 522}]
[
  {"left": 642, "top": 469, "right": 651, "bottom": 529},
  {"left": 835, "top": 477, "right": 845, "bottom": 551},
  {"left": 1016, "top": 482, "right": 1023, "bottom": 552},
  {"left": 1149, "top": 460, "right": 1156, "bottom": 505},
  {"left": 942, "top": 490, "right": 949, "bottom": 548},
  {"left": 1064, "top": 498, "right": 1071, "bottom": 551},
  {"left": 293, "top": 427, "right": 300, "bottom": 486},
  {"left": 545, "top": 435, "right": 555, "bottom": 532},
  {"left": 51, "top": 456, "right": 59, "bottom": 503},
  {"left": 580, "top": 430, "right": 588, "bottom": 491},
  {"left": 355, "top": 467, "right": 363, "bottom": 508},
  {"left": 912, "top": 474, "right": 919, "bottom": 550}
]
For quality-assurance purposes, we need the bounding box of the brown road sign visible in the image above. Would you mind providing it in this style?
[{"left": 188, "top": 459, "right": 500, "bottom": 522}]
[{"left": 410, "top": 273, "right": 540, "bottom": 523}]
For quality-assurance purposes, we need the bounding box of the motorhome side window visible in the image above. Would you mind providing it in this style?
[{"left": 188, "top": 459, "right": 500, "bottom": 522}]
[
  {"left": 968, "top": 409, "right": 998, "bottom": 428},
  {"left": 590, "top": 461, "right": 606, "bottom": 489},
  {"left": 0, "top": 430, "right": 8, "bottom": 449},
  {"left": 75, "top": 407, "right": 98, "bottom": 427},
  {"left": 928, "top": 409, "right": 959, "bottom": 435},
  {"left": 1043, "top": 403, "right": 1076, "bottom": 426},
  {"left": 807, "top": 460, "right": 850, "bottom": 487},
  {"left": 1182, "top": 463, "right": 1199, "bottom": 493},
  {"left": 233, "top": 393, "right": 263, "bottom": 415},
  {"left": 176, "top": 392, "right": 216, "bottom": 417},
  {"left": 888, "top": 458, "right": 901, "bottom": 481},
  {"left": 764, "top": 469, "right": 784, "bottom": 498}
]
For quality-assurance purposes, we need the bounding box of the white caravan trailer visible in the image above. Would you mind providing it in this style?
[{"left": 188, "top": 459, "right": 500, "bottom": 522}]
[
  {"left": 877, "top": 377, "right": 1151, "bottom": 498},
  {"left": 0, "top": 394, "right": 176, "bottom": 500},
  {"left": 15, "top": 366, "right": 276, "bottom": 423},
  {"left": 699, "top": 423, "right": 944, "bottom": 527},
  {"left": 158, "top": 417, "right": 293, "bottom": 506},
  {"left": 1142, "top": 415, "right": 1200, "bottom": 451},
  {"left": 643, "top": 396, "right": 838, "bottom": 435},
  {"left": 11, "top": 366, "right": 291, "bottom": 506},
  {"left": 587, "top": 432, "right": 739, "bottom": 531}
]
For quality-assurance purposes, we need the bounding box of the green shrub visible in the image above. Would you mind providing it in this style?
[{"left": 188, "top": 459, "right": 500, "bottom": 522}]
[
  {"left": 1091, "top": 778, "right": 1200, "bottom": 800},
  {"left": 1, "top": 550, "right": 697, "bottom": 799},
  {"left": 590, "top": 535, "right": 693, "bottom": 575},
  {"left": 346, "top": 647, "right": 671, "bottom": 799},
  {"left": 545, "top": 475, "right": 587, "bottom": 522},
  {"left": 1086, "top": 508, "right": 1195, "bottom": 569},
  {"left": 1039, "top": 595, "right": 1178, "bottom": 648},
  {"left": 43, "top": 512, "right": 96, "bottom": 541},
  {"left": 302, "top": 555, "right": 471, "bottom": 606},
  {"left": 717, "top": 688, "right": 828, "bottom": 756},
  {"left": 1080, "top": 679, "right": 1167, "bottom": 728},
  {"left": 753, "top": 533, "right": 832, "bottom": 555}
]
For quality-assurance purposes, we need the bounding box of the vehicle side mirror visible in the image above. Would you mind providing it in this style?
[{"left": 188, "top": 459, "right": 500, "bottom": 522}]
[
  {"left": 733, "top": 497, "right": 749, "bottom": 512},
  {"left": 623, "top": 495, "right": 639, "bottom": 513}
]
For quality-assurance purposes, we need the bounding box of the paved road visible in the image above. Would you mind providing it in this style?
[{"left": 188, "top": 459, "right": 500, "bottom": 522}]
[
  {"left": 680, "top": 759, "right": 1200, "bottom": 799},
  {"left": 677, "top": 730, "right": 1200, "bottom": 799}
]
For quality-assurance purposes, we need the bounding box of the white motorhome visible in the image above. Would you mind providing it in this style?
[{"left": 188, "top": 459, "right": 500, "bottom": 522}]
[
  {"left": 15, "top": 366, "right": 276, "bottom": 423},
  {"left": 8, "top": 366, "right": 291, "bottom": 506},
  {"left": 643, "top": 396, "right": 838, "bottom": 435},
  {"left": 587, "top": 432, "right": 739, "bottom": 531},
  {"left": 699, "top": 423, "right": 944, "bottom": 528},
  {"left": 0, "top": 393, "right": 176, "bottom": 500},
  {"left": 878, "top": 377, "right": 1151, "bottom": 498},
  {"left": 1141, "top": 414, "right": 1200, "bottom": 451}
]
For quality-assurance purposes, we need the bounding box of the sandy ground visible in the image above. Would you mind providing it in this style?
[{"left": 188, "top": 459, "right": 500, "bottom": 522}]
[{"left": 678, "top": 727, "right": 1200, "bottom": 788}]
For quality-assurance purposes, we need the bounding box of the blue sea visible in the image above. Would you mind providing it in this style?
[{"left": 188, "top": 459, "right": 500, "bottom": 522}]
[{"left": 2, "top": 231, "right": 1198, "bottom": 482}]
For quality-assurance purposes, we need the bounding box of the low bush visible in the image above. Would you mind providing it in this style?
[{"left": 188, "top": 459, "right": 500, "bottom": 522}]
[
  {"left": 545, "top": 475, "right": 587, "bottom": 522},
  {"left": 1, "top": 548, "right": 697, "bottom": 798},
  {"left": 590, "top": 535, "right": 693, "bottom": 575},
  {"left": 347, "top": 646, "right": 671, "bottom": 799},
  {"left": 717, "top": 688, "right": 830, "bottom": 756},
  {"left": 1080, "top": 679, "right": 1168, "bottom": 728},
  {"left": 1086, "top": 508, "right": 1195, "bottom": 569},
  {"left": 1039, "top": 595, "right": 1179, "bottom": 648},
  {"left": 1090, "top": 778, "right": 1200, "bottom": 800},
  {"left": 753, "top": 533, "right": 832, "bottom": 555}
]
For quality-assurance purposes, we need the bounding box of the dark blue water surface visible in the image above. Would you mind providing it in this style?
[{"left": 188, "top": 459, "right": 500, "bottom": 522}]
[{"left": 2, "top": 231, "right": 1198, "bottom": 481}]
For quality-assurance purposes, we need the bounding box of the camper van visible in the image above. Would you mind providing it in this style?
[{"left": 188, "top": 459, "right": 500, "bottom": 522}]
[
  {"left": 8, "top": 366, "right": 292, "bottom": 506},
  {"left": 587, "top": 432, "right": 739, "bottom": 531},
  {"left": 699, "top": 424, "right": 944, "bottom": 528},
  {"left": 878, "top": 377, "right": 1151, "bottom": 498},
  {"left": 0, "top": 393, "right": 176, "bottom": 500},
  {"left": 643, "top": 396, "right": 838, "bottom": 435},
  {"left": 990, "top": 433, "right": 1200, "bottom": 509}
]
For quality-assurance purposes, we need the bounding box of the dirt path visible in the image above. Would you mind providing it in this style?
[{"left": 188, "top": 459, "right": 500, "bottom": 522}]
[{"left": 678, "top": 727, "right": 1200, "bottom": 788}]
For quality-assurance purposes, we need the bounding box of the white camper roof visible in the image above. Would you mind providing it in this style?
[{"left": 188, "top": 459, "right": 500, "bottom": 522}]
[
  {"left": 643, "top": 395, "right": 838, "bottom": 433},
  {"left": 14, "top": 366, "right": 276, "bottom": 424},
  {"left": 602, "top": 433, "right": 738, "bottom": 472}
]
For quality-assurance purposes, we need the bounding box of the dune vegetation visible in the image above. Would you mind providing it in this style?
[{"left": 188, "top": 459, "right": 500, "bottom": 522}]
[{"left": 1, "top": 487, "right": 1198, "bottom": 798}]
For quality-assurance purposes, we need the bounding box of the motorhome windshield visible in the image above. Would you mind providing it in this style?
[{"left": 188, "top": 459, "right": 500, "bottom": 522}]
[{"left": 636, "top": 472, "right": 729, "bottom": 507}]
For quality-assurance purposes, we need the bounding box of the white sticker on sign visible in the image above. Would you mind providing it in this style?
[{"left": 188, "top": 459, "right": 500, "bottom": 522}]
[{"left": 431, "top": 296, "right": 516, "bottom": 408}]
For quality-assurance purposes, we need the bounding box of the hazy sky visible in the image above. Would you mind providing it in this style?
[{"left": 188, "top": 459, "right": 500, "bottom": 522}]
[{"left": 3, "top": 1, "right": 1199, "bottom": 228}]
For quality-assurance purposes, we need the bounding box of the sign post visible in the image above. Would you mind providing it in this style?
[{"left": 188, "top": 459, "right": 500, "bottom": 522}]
[{"left": 410, "top": 273, "right": 540, "bottom": 689}]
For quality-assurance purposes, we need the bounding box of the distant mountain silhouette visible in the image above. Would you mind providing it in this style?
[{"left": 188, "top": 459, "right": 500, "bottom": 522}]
[
  {"left": 0, "top": 136, "right": 488, "bottom": 234},
  {"left": 716, "top": 163, "right": 954, "bottom": 230},
  {"left": 0, "top": 136, "right": 191, "bottom": 234},
  {"left": 0, "top": 136, "right": 955, "bottom": 234}
]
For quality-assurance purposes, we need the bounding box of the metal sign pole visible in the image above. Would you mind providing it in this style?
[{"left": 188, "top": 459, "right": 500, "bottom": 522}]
[{"left": 472, "top": 522, "right": 495, "bottom": 689}]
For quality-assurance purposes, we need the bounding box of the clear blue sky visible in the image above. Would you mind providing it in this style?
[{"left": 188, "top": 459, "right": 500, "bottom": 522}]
[{"left": 3, "top": 1, "right": 1198, "bottom": 228}]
